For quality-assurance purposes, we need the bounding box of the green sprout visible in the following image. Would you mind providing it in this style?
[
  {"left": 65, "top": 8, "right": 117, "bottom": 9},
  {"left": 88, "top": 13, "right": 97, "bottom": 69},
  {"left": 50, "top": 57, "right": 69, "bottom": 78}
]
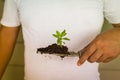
[{"left": 52, "top": 29, "right": 70, "bottom": 48}]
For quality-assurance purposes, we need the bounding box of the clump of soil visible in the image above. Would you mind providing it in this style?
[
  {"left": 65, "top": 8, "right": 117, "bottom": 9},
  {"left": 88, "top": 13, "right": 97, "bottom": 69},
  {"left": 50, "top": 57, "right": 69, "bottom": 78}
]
[{"left": 37, "top": 43, "right": 70, "bottom": 55}]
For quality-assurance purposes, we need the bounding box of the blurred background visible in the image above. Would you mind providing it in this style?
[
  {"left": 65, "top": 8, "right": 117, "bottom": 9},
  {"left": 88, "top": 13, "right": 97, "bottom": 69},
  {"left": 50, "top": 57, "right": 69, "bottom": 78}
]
[{"left": 0, "top": 0, "right": 120, "bottom": 80}]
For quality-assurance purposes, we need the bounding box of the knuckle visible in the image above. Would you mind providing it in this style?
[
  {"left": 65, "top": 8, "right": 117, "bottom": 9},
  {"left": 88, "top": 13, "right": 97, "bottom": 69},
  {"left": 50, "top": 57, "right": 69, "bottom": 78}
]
[
  {"left": 84, "top": 49, "right": 91, "bottom": 54},
  {"left": 84, "top": 47, "right": 95, "bottom": 55}
]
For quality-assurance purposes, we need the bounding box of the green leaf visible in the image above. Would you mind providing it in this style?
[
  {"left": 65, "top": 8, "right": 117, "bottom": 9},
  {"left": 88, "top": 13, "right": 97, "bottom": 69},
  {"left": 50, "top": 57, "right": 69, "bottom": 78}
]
[
  {"left": 56, "top": 30, "right": 61, "bottom": 36},
  {"left": 61, "top": 33, "right": 67, "bottom": 37},
  {"left": 62, "top": 29, "right": 66, "bottom": 33},
  {"left": 63, "top": 37, "right": 70, "bottom": 41},
  {"left": 52, "top": 34, "right": 58, "bottom": 38},
  {"left": 61, "top": 30, "right": 67, "bottom": 37}
]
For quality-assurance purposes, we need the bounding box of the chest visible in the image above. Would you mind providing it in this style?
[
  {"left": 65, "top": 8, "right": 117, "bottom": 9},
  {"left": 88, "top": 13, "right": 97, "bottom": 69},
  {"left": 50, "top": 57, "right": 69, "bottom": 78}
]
[{"left": 17, "top": 0, "right": 104, "bottom": 26}]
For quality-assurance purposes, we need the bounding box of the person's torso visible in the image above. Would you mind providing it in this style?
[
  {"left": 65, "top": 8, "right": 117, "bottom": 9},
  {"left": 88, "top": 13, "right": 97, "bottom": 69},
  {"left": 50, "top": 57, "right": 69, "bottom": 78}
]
[{"left": 16, "top": 0, "right": 103, "bottom": 80}]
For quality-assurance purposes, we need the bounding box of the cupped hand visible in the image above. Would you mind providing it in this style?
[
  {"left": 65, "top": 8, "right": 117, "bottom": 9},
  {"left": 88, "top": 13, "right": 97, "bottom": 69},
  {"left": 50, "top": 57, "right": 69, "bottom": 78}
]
[{"left": 77, "top": 28, "right": 120, "bottom": 66}]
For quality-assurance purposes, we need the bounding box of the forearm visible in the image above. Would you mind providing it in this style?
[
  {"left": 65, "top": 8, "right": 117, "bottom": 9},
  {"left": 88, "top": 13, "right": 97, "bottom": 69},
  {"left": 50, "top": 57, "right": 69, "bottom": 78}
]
[{"left": 0, "top": 26, "right": 20, "bottom": 79}]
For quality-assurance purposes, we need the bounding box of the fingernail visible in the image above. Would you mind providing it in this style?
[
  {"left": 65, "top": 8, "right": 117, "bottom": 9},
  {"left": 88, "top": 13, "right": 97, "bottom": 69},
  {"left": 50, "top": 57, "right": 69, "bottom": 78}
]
[{"left": 77, "top": 62, "right": 81, "bottom": 66}]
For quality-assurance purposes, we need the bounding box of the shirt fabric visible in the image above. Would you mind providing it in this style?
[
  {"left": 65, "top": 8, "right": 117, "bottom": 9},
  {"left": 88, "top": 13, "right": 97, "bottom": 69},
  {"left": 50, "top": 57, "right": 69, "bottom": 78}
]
[{"left": 1, "top": 0, "right": 120, "bottom": 80}]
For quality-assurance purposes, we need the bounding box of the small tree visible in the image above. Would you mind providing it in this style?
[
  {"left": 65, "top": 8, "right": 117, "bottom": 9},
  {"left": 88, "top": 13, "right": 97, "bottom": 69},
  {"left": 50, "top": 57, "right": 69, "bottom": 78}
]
[{"left": 52, "top": 29, "right": 70, "bottom": 48}]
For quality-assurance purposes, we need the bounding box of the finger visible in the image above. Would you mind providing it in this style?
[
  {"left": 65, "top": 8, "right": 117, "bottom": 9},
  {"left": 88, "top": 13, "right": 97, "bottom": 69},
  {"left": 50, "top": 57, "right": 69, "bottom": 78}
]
[
  {"left": 103, "top": 57, "right": 114, "bottom": 63},
  {"left": 77, "top": 43, "right": 96, "bottom": 66},
  {"left": 88, "top": 50, "right": 103, "bottom": 63},
  {"left": 96, "top": 55, "right": 107, "bottom": 62}
]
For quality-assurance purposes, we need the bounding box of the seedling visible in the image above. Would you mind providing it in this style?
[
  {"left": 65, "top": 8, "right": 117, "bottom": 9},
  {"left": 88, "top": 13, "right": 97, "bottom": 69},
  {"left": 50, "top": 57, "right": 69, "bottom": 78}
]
[{"left": 52, "top": 29, "right": 70, "bottom": 48}]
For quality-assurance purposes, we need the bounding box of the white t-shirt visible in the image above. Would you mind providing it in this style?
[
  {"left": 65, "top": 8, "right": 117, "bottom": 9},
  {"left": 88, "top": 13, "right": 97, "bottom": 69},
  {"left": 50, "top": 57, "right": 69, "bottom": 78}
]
[{"left": 1, "top": 0, "right": 120, "bottom": 80}]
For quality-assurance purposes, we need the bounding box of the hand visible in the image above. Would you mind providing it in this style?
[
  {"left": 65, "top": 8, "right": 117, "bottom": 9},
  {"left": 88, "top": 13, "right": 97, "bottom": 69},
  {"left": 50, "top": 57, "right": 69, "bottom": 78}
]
[{"left": 77, "top": 28, "right": 120, "bottom": 66}]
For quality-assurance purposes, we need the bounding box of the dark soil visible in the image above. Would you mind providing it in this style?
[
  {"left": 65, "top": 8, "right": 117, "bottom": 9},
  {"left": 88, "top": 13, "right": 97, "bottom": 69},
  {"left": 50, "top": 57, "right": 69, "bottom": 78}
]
[{"left": 37, "top": 43, "right": 70, "bottom": 55}]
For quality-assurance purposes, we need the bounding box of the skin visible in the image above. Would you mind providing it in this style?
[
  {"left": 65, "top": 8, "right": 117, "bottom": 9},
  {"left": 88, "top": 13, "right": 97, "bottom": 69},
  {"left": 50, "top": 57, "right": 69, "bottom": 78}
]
[
  {"left": 77, "top": 23, "right": 120, "bottom": 66},
  {"left": 0, "top": 25, "right": 20, "bottom": 79}
]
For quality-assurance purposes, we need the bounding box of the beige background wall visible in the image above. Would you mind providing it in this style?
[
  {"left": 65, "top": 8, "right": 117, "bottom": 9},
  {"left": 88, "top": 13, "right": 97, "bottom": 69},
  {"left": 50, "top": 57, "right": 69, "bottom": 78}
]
[{"left": 0, "top": 0, "right": 120, "bottom": 80}]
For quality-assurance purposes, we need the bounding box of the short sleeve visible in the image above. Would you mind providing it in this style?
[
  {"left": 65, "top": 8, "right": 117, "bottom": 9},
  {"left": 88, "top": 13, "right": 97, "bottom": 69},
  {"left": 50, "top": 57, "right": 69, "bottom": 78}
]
[
  {"left": 103, "top": 0, "right": 120, "bottom": 24},
  {"left": 0, "top": 0, "right": 20, "bottom": 27}
]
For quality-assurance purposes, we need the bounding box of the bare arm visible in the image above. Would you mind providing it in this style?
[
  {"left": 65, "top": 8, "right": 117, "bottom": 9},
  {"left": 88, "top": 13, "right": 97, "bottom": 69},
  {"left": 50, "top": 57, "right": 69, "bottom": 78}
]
[{"left": 0, "top": 25, "right": 20, "bottom": 79}]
